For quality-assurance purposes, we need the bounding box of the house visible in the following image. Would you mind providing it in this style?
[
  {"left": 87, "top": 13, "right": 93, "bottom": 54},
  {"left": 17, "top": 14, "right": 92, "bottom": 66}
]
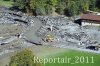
[{"left": 75, "top": 14, "right": 100, "bottom": 26}]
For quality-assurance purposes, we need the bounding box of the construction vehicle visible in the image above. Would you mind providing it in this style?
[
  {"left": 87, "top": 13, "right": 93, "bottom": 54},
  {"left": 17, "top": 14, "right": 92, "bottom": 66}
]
[{"left": 42, "top": 34, "right": 54, "bottom": 42}]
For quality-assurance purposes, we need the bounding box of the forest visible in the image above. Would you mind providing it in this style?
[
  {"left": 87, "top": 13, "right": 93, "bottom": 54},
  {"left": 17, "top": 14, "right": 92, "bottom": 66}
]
[{"left": 3, "top": 0, "right": 100, "bottom": 16}]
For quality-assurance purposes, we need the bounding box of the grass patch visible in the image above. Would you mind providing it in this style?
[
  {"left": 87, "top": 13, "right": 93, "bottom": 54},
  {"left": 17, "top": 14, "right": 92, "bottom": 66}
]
[
  {"left": 44, "top": 50, "right": 100, "bottom": 66},
  {"left": 0, "top": 0, "right": 13, "bottom": 7}
]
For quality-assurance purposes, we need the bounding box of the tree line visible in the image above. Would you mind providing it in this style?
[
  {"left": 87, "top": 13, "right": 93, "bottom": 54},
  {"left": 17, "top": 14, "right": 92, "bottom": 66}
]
[{"left": 11, "top": 0, "right": 100, "bottom": 16}]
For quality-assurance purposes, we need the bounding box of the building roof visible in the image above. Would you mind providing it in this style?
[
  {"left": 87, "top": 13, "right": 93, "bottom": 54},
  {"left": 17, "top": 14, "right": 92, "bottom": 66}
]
[{"left": 81, "top": 14, "right": 100, "bottom": 22}]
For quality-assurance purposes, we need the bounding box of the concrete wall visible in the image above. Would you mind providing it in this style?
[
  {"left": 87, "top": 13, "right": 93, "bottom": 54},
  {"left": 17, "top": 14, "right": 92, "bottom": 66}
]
[{"left": 82, "top": 22, "right": 100, "bottom": 26}]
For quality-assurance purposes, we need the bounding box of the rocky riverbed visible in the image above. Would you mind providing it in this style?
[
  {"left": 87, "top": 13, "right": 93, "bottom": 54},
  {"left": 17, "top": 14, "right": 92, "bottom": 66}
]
[{"left": 0, "top": 8, "right": 100, "bottom": 56}]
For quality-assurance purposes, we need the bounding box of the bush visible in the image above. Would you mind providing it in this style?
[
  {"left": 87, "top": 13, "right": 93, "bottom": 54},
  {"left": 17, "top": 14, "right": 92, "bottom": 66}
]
[
  {"left": 56, "top": 7, "right": 64, "bottom": 15},
  {"left": 9, "top": 49, "right": 42, "bottom": 66},
  {"left": 45, "top": 5, "right": 52, "bottom": 15},
  {"left": 36, "top": 6, "right": 46, "bottom": 15},
  {"left": 3, "top": 0, "right": 10, "bottom": 1}
]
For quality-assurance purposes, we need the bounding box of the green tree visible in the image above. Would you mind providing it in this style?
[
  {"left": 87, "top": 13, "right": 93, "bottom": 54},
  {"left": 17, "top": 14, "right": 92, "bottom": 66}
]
[
  {"left": 56, "top": 0, "right": 67, "bottom": 14},
  {"left": 65, "top": 0, "right": 79, "bottom": 16},
  {"left": 80, "top": 0, "right": 89, "bottom": 13},
  {"left": 50, "top": 0, "right": 57, "bottom": 7},
  {"left": 89, "top": 0, "right": 96, "bottom": 11},
  {"left": 51, "top": 0, "right": 57, "bottom": 14},
  {"left": 13, "top": 0, "right": 35, "bottom": 14},
  {"left": 96, "top": 0, "right": 100, "bottom": 10},
  {"left": 13, "top": 0, "right": 99, "bottom": 16},
  {"left": 9, "top": 49, "right": 39, "bottom": 66},
  {"left": 3, "top": 0, "right": 10, "bottom": 1},
  {"left": 45, "top": 0, "right": 57, "bottom": 15},
  {"left": 35, "top": 0, "right": 46, "bottom": 15},
  {"left": 14, "top": 0, "right": 25, "bottom": 9},
  {"left": 30, "top": 0, "right": 36, "bottom": 9}
]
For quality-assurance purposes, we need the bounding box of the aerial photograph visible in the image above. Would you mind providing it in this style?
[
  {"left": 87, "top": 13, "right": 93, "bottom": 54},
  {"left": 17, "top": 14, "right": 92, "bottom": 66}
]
[{"left": 0, "top": 0, "right": 100, "bottom": 66}]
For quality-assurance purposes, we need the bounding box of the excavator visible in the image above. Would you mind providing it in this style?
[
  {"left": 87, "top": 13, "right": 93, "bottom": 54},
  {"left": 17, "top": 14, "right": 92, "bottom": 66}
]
[{"left": 42, "top": 34, "right": 54, "bottom": 42}]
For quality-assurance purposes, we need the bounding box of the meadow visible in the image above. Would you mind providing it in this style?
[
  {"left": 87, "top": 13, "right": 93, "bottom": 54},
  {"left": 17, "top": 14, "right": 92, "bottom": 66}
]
[
  {"left": 44, "top": 50, "right": 100, "bottom": 66},
  {"left": 0, "top": 0, "right": 12, "bottom": 7}
]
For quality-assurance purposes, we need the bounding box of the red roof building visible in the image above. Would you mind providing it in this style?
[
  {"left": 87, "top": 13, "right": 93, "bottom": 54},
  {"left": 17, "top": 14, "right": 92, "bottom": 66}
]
[
  {"left": 81, "top": 14, "right": 100, "bottom": 24},
  {"left": 74, "top": 14, "right": 100, "bottom": 26}
]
